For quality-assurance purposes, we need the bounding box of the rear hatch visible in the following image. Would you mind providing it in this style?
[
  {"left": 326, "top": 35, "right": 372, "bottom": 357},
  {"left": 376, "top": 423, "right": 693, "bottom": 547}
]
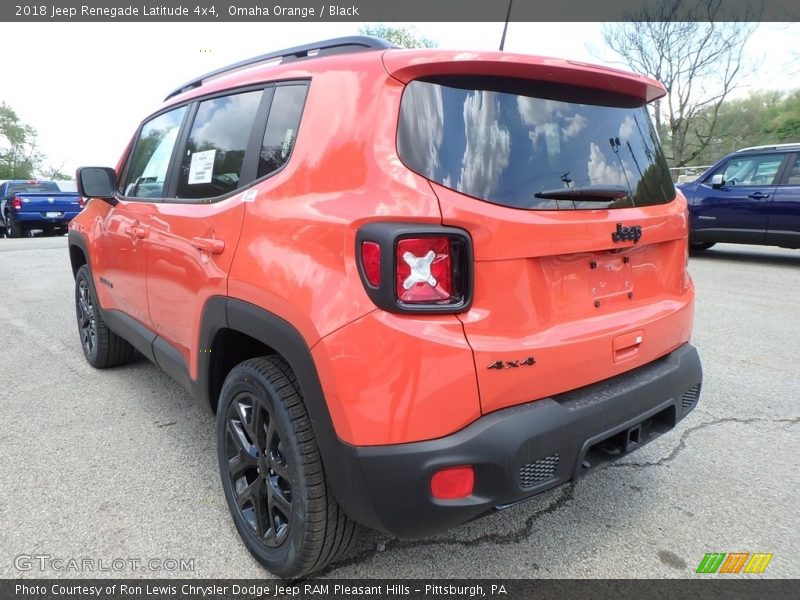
[{"left": 391, "top": 55, "right": 694, "bottom": 414}]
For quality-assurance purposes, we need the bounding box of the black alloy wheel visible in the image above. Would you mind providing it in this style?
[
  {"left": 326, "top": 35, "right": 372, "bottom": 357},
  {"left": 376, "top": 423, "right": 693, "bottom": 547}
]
[
  {"left": 76, "top": 275, "right": 98, "bottom": 359},
  {"left": 216, "top": 356, "right": 357, "bottom": 578},
  {"left": 224, "top": 389, "right": 293, "bottom": 547}
]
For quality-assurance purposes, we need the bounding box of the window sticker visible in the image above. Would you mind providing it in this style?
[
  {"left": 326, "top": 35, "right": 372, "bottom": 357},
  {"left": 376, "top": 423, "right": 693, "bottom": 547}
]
[{"left": 188, "top": 149, "right": 216, "bottom": 185}]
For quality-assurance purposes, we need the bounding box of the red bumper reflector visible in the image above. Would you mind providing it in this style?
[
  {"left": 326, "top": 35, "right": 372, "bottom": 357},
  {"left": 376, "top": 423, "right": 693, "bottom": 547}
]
[{"left": 430, "top": 465, "right": 474, "bottom": 499}]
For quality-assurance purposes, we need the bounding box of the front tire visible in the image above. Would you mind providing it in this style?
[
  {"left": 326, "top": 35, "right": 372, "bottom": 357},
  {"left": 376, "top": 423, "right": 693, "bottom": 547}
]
[
  {"left": 74, "top": 265, "right": 135, "bottom": 368},
  {"left": 217, "top": 356, "right": 357, "bottom": 578}
]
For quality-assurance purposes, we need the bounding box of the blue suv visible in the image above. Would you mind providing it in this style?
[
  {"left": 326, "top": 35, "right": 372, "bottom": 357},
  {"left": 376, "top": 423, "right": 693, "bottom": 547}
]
[{"left": 678, "top": 143, "right": 800, "bottom": 250}]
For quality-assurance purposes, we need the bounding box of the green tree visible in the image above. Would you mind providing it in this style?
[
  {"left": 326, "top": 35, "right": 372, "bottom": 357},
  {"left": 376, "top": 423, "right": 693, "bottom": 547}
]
[
  {"left": 684, "top": 90, "right": 800, "bottom": 165},
  {"left": 687, "top": 91, "right": 782, "bottom": 164},
  {"left": 765, "top": 90, "right": 800, "bottom": 142},
  {"left": 358, "top": 24, "right": 437, "bottom": 48},
  {"left": 600, "top": 0, "right": 757, "bottom": 167},
  {"left": 41, "top": 166, "right": 72, "bottom": 180},
  {"left": 0, "top": 102, "right": 44, "bottom": 179}
]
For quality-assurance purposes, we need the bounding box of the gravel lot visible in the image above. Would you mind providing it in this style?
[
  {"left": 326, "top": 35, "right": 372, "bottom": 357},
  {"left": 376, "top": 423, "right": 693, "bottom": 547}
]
[{"left": 0, "top": 237, "right": 797, "bottom": 579}]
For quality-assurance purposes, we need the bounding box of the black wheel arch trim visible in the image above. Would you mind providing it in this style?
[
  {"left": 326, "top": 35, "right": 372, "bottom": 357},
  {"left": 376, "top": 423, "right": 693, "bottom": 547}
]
[
  {"left": 67, "top": 230, "right": 91, "bottom": 277},
  {"left": 221, "top": 301, "right": 332, "bottom": 439},
  {"left": 199, "top": 297, "right": 362, "bottom": 524}
]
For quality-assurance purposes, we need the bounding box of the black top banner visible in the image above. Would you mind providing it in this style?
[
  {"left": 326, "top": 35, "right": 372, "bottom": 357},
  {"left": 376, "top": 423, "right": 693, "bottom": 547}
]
[{"left": 3, "top": 0, "right": 800, "bottom": 22}]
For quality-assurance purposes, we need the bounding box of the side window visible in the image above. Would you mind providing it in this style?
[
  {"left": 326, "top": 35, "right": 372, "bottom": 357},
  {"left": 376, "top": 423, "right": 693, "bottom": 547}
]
[
  {"left": 123, "top": 106, "right": 187, "bottom": 198},
  {"left": 258, "top": 84, "right": 308, "bottom": 178},
  {"left": 715, "top": 154, "right": 783, "bottom": 187},
  {"left": 784, "top": 155, "right": 800, "bottom": 185},
  {"left": 176, "top": 90, "right": 263, "bottom": 200}
]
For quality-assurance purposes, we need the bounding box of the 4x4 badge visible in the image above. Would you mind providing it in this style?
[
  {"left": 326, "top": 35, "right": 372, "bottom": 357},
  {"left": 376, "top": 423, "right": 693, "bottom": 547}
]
[
  {"left": 488, "top": 357, "right": 535, "bottom": 369},
  {"left": 612, "top": 223, "right": 642, "bottom": 243}
]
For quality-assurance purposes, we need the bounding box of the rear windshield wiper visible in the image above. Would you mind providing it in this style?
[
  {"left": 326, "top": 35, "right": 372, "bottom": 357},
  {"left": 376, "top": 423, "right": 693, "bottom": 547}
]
[{"left": 534, "top": 186, "right": 629, "bottom": 201}]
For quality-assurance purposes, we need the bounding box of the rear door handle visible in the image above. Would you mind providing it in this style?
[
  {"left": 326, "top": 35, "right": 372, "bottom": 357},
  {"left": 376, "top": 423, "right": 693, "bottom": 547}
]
[
  {"left": 748, "top": 192, "right": 770, "bottom": 200},
  {"left": 124, "top": 223, "right": 147, "bottom": 239},
  {"left": 191, "top": 236, "right": 225, "bottom": 254}
]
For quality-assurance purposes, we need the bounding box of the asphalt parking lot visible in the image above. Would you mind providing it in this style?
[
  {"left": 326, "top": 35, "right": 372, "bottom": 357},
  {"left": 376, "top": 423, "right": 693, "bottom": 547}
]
[{"left": 0, "top": 237, "right": 797, "bottom": 579}]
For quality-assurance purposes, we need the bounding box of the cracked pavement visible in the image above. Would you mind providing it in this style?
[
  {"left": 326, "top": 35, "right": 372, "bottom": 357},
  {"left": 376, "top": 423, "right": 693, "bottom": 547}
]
[{"left": 0, "top": 239, "right": 797, "bottom": 578}]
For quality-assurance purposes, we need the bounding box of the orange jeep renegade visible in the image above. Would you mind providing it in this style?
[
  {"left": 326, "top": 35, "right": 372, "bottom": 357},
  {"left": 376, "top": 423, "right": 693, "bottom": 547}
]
[{"left": 70, "top": 37, "right": 702, "bottom": 577}]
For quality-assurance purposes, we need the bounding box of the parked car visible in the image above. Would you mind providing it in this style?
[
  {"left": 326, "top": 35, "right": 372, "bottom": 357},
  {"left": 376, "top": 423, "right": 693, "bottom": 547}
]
[
  {"left": 1, "top": 180, "right": 83, "bottom": 238},
  {"left": 68, "top": 36, "right": 702, "bottom": 577},
  {"left": 678, "top": 143, "right": 800, "bottom": 251}
]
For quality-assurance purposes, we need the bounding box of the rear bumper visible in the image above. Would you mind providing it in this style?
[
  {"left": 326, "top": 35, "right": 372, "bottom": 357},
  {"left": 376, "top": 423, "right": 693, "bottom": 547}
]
[
  {"left": 329, "top": 343, "right": 702, "bottom": 538},
  {"left": 13, "top": 211, "right": 79, "bottom": 225}
]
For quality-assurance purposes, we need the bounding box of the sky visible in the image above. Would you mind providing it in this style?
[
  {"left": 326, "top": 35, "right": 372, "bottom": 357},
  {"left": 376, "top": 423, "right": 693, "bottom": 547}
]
[{"left": 1, "top": 21, "right": 798, "bottom": 177}]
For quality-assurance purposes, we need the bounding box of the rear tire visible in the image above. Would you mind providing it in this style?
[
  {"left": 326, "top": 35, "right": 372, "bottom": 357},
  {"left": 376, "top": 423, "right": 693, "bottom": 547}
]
[
  {"left": 6, "top": 214, "right": 23, "bottom": 239},
  {"left": 216, "top": 356, "right": 358, "bottom": 578},
  {"left": 74, "top": 265, "right": 136, "bottom": 368},
  {"left": 690, "top": 242, "right": 715, "bottom": 251}
]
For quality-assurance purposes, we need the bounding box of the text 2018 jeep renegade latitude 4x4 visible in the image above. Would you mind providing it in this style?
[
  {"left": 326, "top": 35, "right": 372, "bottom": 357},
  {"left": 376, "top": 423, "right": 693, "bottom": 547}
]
[{"left": 69, "top": 37, "right": 702, "bottom": 577}]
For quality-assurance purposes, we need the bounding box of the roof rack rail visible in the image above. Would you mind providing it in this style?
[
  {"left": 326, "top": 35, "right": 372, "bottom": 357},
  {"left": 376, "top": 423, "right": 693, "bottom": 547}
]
[
  {"left": 736, "top": 142, "right": 800, "bottom": 152},
  {"left": 164, "top": 36, "right": 396, "bottom": 101}
]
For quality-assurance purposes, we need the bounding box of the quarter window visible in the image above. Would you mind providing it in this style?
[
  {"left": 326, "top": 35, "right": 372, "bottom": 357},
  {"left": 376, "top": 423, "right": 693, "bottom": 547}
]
[
  {"left": 785, "top": 155, "right": 800, "bottom": 185},
  {"left": 123, "top": 107, "right": 187, "bottom": 198},
  {"left": 176, "top": 90, "right": 264, "bottom": 200},
  {"left": 258, "top": 85, "right": 308, "bottom": 178}
]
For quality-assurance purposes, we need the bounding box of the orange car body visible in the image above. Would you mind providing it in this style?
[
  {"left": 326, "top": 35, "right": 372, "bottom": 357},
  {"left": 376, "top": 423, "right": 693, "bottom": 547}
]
[{"left": 70, "top": 39, "right": 701, "bottom": 539}]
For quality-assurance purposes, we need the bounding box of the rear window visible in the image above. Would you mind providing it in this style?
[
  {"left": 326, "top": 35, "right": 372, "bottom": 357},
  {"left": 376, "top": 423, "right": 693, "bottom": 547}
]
[
  {"left": 397, "top": 77, "right": 675, "bottom": 210},
  {"left": 7, "top": 181, "right": 60, "bottom": 194}
]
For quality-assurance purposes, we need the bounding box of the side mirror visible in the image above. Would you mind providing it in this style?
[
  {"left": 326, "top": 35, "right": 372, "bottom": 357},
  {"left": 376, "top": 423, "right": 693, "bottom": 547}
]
[
  {"left": 77, "top": 167, "right": 118, "bottom": 200},
  {"left": 710, "top": 174, "right": 724, "bottom": 189}
]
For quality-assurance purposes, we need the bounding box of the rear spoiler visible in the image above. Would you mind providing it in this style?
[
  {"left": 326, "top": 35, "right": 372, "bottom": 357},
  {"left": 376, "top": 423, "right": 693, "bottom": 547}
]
[{"left": 382, "top": 50, "right": 666, "bottom": 104}]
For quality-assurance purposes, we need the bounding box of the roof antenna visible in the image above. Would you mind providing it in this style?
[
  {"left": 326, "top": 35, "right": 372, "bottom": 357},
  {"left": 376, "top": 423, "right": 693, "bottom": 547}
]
[{"left": 499, "top": 0, "right": 513, "bottom": 51}]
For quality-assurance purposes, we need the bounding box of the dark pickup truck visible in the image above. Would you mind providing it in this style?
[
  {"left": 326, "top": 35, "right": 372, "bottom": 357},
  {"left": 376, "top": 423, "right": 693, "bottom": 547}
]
[{"left": 1, "top": 180, "right": 83, "bottom": 238}]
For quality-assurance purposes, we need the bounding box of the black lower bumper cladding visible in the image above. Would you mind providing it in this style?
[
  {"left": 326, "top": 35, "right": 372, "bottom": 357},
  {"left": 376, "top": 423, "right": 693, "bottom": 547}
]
[{"left": 332, "top": 344, "right": 703, "bottom": 537}]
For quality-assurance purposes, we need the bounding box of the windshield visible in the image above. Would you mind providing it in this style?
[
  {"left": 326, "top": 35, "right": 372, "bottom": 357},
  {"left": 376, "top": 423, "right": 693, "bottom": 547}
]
[{"left": 397, "top": 76, "right": 675, "bottom": 210}]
